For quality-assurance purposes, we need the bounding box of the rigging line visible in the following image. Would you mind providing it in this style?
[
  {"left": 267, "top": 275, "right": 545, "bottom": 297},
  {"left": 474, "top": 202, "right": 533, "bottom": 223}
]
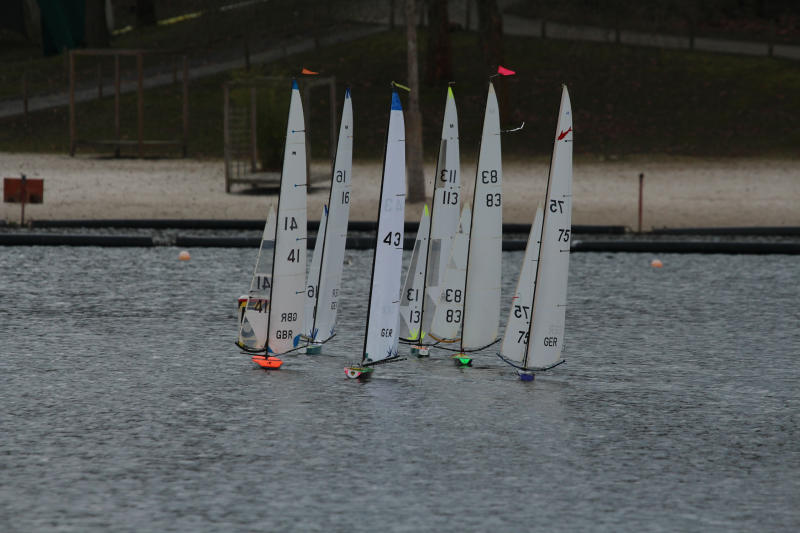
[
  {"left": 235, "top": 340, "right": 267, "bottom": 354},
  {"left": 272, "top": 342, "right": 313, "bottom": 356},
  {"left": 302, "top": 333, "right": 336, "bottom": 346},
  {"left": 363, "top": 356, "right": 407, "bottom": 367},
  {"left": 426, "top": 333, "right": 458, "bottom": 344},
  {"left": 495, "top": 352, "right": 567, "bottom": 372},
  {"left": 435, "top": 338, "right": 500, "bottom": 353}
]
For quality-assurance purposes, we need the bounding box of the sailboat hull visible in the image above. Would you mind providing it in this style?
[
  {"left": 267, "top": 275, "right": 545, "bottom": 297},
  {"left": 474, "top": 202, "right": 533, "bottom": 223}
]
[
  {"left": 344, "top": 366, "right": 373, "bottom": 380},
  {"left": 251, "top": 355, "right": 283, "bottom": 369},
  {"left": 301, "top": 344, "right": 323, "bottom": 355},
  {"left": 410, "top": 345, "right": 430, "bottom": 358},
  {"left": 451, "top": 354, "right": 472, "bottom": 367}
]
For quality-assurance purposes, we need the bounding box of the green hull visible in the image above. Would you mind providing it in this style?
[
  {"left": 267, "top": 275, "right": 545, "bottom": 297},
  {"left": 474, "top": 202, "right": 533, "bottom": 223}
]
[
  {"left": 302, "top": 344, "right": 323, "bottom": 355},
  {"left": 452, "top": 354, "right": 473, "bottom": 367}
]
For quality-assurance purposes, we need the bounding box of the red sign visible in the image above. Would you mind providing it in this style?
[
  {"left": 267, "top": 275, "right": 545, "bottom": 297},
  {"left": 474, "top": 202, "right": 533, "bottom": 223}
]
[{"left": 4, "top": 177, "right": 43, "bottom": 203}]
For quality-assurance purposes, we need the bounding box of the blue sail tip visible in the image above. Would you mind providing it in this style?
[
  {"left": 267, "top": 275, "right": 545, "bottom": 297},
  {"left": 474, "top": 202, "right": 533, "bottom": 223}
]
[
  {"left": 292, "top": 79, "right": 299, "bottom": 90},
  {"left": 391, "top": 91, "right": 402, "bottom": 110},
  {"left": 345, "top": 87, "right": 351, "bottom": 98}
]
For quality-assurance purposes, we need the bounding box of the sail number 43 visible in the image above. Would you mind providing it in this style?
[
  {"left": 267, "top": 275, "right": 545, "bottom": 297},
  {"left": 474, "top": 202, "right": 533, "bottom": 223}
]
[{"left": 383, "top": 232, "right": 401, "bottom": 246}]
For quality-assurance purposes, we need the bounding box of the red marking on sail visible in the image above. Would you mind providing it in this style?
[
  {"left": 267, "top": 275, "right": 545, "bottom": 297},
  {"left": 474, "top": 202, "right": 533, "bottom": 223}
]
[
  {"left": 301, "top": 68, "right": 319, "bottom": 75},
  {"left": 557, "top": 127, "right": 572, "bottom": 141},
  {"left": 497, "top": 65, "right": 516, "bottom": 76}
]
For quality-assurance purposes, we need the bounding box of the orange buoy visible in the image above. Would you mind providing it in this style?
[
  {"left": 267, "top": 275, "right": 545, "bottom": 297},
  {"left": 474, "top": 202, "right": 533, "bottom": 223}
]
[
  {"left": 651, "top": 259, "right": 663, "bottom": 268},
  {"left": 178, "top": 250, "right": 191, "bottom": 261}
]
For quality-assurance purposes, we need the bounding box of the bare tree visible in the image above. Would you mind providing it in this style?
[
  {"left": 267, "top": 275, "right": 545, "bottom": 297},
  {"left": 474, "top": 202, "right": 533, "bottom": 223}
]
[
  {"left": 425, "top": 0, "right": 453, "bottom": 85},
  {"left": 85, "top": 0, "right": 109, "bottom": 47},
  {"left": 405, "top": 0, "right": 426, "bottom": 203}
]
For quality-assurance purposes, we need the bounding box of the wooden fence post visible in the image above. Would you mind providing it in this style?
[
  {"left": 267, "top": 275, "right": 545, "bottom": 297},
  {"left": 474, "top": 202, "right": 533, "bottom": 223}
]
[
  {"left": 69, "top": 51, "right": 76, "bottom": 156},
  {"left": 329, "top": 77, "right": 337, "bottom": 171},
  {"left": 114, "top": 54, "right": 120, "bottom": 157},
  {"left": 638, "top": 173, "right": 644, "bottom": 233},
  {"left": 182, "top": 56, "right": 189, "bottom": 157},
  {"left": 250, "top": 86, "right": 257, "bottom": 172},
  {"left": 137, "top": 51, "right": 144, "bottom": 158},
  {"left": 224, "top": 84, "right": 231, "bottom": 192}
]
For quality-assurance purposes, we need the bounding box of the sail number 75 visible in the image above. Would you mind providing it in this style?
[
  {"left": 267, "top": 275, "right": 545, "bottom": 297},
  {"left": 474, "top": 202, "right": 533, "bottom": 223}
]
[{"left": 549, "top": 199, "right": 565, "bottom": 213}]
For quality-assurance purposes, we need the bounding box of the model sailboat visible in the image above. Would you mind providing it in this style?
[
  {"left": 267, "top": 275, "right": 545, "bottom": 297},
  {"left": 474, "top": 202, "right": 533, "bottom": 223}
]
[
  {"left": 246, "top": 79, "right": 308, "bottom": 369},
  {"left": 398, "top": 204, "right": 430, "bottom": 351},
  {"left": 451, "top": 81, "right": 503, "bottom": 367},
  {"left": 497, "top": 85, "right": 573, "bottom": 380},
  {"left": 302, "top": 88, "right": 354, "bottom": 354},
  {"left": 237, "top": 206, "right": 277, "bottom": 355},
  {"left": 398, "top": 87, "right": 461, "bottom": 356},
  {"left": 428, "top": 206, "right": 470, "bottom": 344},
  {"left": 344, "top": 88, "right": 406, "bottom": 379}
]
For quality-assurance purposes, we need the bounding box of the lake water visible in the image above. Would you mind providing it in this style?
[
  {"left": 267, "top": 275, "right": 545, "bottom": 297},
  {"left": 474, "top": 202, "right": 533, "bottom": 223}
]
[{"left": 1, "top": 247, "right": 798, "bottom": 532}]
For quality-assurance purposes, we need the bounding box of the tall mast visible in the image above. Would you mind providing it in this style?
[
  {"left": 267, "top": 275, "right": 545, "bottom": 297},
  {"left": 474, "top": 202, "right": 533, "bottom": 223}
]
[
  {"left": 310, "top": 88, "right": 350, "bottom": 338},
  {"left": 361, "top": 88, "right": 398, "bottom": 363},
  {"left": 264, "top": 79, "right": 297, "bottom": 354}
]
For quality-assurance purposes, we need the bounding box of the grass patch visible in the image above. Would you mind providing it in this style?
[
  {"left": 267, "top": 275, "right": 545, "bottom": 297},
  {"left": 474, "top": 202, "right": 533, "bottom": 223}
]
[{"left": 1, "top": 29, "right": 798, "bottom": 160}]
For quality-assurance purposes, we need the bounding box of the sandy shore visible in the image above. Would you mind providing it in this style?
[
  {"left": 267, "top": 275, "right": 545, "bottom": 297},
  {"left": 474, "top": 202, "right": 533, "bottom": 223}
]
[{"left": 1, "top": 153, "right": 798, "bottom": 228}]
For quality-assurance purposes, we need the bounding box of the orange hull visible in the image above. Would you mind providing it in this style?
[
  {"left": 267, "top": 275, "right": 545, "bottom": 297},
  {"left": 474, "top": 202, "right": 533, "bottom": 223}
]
[{"left": 251, "top": 355, "right": 283, "bottom": 369}]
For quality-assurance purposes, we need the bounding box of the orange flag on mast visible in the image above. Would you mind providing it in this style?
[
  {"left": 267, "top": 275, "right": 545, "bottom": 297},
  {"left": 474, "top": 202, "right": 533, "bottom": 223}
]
[{"left": 301, "top": 68, "right": 319, "bottom": 75}]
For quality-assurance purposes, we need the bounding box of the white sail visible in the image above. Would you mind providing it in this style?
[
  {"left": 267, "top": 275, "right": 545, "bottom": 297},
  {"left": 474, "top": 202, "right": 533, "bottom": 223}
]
[
  {"left": 430, "top": 206, "right": 471, "bottom": 341},
  {"left": 363, "top": 90, "right": 406, "bottom": 364},
  {"left": 312, "top": 89, "right": 354, "bottom": 343},
  {"left": 237, "top": 206, "right": 276, "bottom": 351},
  {"left": 525, "top": 86, "right": 573, "bottom": 370},
  {"left": 399, "top": 205, "right": 430, "bottom": 341},
  {"left": 420, "top": 88, "right": 461, "bottom": 335},
  {"left": 461, "top": 82, "right": 502, "bottom": 351},
  {"left": 500, "top": 206, "right": 543, "bottom": 363},
  {"left": 267, "top": 80, "right": 307, "bottom": 354},
  {"left": 303, "top": 205, "right": 327, "bottom": 340}
]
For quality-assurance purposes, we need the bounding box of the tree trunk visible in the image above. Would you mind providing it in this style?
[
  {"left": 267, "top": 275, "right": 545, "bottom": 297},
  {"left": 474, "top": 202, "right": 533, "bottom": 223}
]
[
  {"left": 85, "top": 0, "right": 110, "bottom": 47},
  {"left": 136, "top": 0, "right": 157, "bottom": 27},
  {"left": 425, "top": 0, "right": 452, "bottom": 86},
  {"left": 405, "top": 0, "right": 426, "bottom": 203},
  {"left": 477, "top": 0, "right": 503, "bottom": 73},
  {"left": 477, "top": 0, "right": 509, "bottom": 122}
]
